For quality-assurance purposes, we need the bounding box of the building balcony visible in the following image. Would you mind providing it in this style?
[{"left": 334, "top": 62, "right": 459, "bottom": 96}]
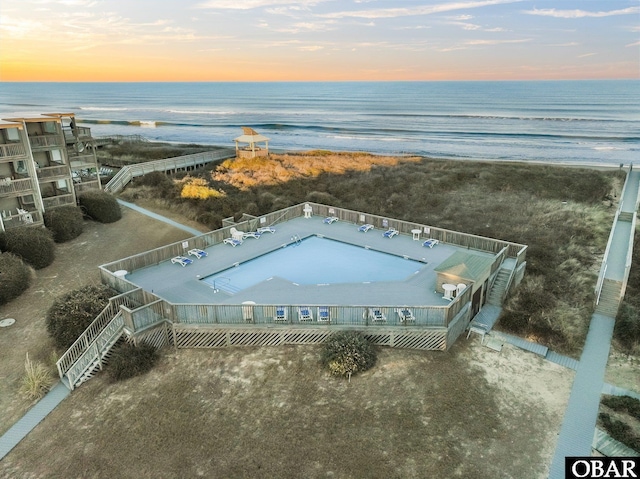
[
  {"left": 73, "top": 179, "right": 101, "bottom": 194},
  {"left": 42, "top": 194, "right": 75, "bottom": 209},
  {"left": 69, "top": 154, "right": 98, "bottom": 170},
  {"left": 29, "top": 134, "right": 64, "bottom": 149},
  {"left": 36, "top": 164, "right": 70, "bottom": 181},
  {"left": 1, "top": 208, "right": 43, "bottom": 229},
  {"left": 0, "top": 143, "right": 27, "bottom": 161},
  {"left": 0, "top": 178, "right": 35, "bottom": 198},
  {"left": 64, "top": 126, "right": 93, "bottom": 144}
]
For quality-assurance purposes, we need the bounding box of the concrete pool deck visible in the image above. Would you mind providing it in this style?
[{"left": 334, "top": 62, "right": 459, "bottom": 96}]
[{"left": 125, "top": 216, "right": 494, "bottom": 307}]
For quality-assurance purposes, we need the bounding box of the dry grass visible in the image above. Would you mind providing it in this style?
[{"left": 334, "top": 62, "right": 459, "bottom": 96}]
[{"left": 19, "top": 353, "right": 54, "bottom": 401}]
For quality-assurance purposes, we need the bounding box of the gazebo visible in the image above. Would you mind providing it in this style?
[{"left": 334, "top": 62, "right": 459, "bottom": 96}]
[{"left": 234, "top": 127, "right": 270, "bottom": 159}]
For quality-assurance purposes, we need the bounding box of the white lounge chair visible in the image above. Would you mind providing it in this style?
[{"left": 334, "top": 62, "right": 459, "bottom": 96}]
[
  {"left": 358, "top": 224, "right": 374, "bottom": 233},
  {"left": 368, "top": 308, "right": 387, "bottom": 323},
  {"left": 171, "top": 256, "right": 193, "bottom": 267},
  {"left": 324, "top": 216, "right": 339, "bottom": 224},
  {"left": 298, "top": 306, "right": 313, "bottom": 322},
  {"left": 422, "top": 238, "right": 439, "bottom": 248},
  {"left": 257, "top": 226, "right": 276, "bottom": 234},
  {"left": 242, "top": 231, "right": 262, "bottom": 239},
  {"left": 382, "top": 228, "right": 398, "bottom": 238},
  {"left": 317, "top": 306, "right": 330, "bottom": 323},
  {"left": 188, "top": 248, "right": 208, "bottom": 259},
  {"left": 223, "top": 238, "right": 242, "bottom": 247},
  {"left": 396, "top": 307, "right": 415, "bottom": 324},
  {"left": 274, "top": 306, "right": 287, "bottom": 322},
  {"left": 230, "top": 227, "right": 245, "bottom": 242}
]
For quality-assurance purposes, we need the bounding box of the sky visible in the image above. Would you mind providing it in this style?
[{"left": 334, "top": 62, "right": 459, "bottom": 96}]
[{"left": 0, "top": 0, "right": 638, "bottom": 81}]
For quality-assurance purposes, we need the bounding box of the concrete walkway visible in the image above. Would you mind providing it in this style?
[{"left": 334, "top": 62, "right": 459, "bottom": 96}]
[
  {"left": 548, "top": 168, "right": 640, "bottom": 478},
  {"left": 0, "top": 382, "right": 70, "bottom": 460},
  {"left": 117, "top": 199, "right": 204, "bottom": 236}
]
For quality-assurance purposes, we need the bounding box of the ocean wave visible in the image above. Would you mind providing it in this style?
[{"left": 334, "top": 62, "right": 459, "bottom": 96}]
[
  {"left": 166, "top": 109, "right": 235, "bottom": 115},
  {"left": 369, "top": 112, "right": 635, "bottom": 123},
  {"left": 80, "top": 106, "right": 129, "bottom": 111}
]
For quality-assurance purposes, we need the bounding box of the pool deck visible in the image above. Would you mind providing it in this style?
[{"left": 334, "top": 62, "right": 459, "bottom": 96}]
[{"left": 125, "top": 216, "right": 494, "bottom": 307}]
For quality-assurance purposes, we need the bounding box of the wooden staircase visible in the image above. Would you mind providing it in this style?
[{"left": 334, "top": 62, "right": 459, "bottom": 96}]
[
  {"left": 594, "top": 281, "right": 623, "bottom": 318},
  {"left": 487, "top": 268, "right": 512, "bottom": 305}
]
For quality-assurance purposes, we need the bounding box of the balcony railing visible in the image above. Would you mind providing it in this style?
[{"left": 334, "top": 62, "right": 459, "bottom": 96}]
[
  {"left": 69, "top": 154, "right": 97, "bottom": 169},
  {"left": 0, "top": 143, "right": 27, "bottom": 160},
  {"left": 0, "top": 178, "right": 35, "bottom": 197},
  {"left": 29, "top": 134, "right": 64, "bottom": 149},
  {"left": 74, "top": 180, "right": 100, "bottom": 194},
  {"left": 42, "top": 194, "right": 75, "bottom": 209},
  {"left": 1, "top": 209, "right": 43, "bottom": 229},
  {"left": 36, "top": 164, "right": 70, "bottom": 180},
  {"left": 64, "top": 126, "right": 93, "bottom": 143}
]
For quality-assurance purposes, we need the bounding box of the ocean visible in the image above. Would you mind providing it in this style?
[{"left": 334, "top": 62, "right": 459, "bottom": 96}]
[{"left": 0, "top": 81, "right": 638, "bottom": 166}]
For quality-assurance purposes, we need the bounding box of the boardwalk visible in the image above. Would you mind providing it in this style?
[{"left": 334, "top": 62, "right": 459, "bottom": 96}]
[{"left": 548, "top": 168, "right": 640, "bottom": 478}]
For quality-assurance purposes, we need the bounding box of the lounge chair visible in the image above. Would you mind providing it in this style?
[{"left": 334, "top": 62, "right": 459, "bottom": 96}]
[
  {"left": 242, "top": 231, "right": 262, "bottom": 239},
  {"left": 274, "top": 306, "right": 287, "bottom": 322},
  {"left": 382, "top": 228, "right": 398, "bottom": 238},
  {"left": 188, "top": 248, "right": 208, "bottom": 259},
  {"left": 422, "top": 238, "right": 439, "bottom": 248},
  {"left": 368, "top": 307, "right": 387, "bottom": 323},
  {"left": 223, "top": 238, "right": 243, "bottom": 247},
  {"left": 396, "top": 307, "right": 415, "bottom": 324},
  {"left": 324, "top": 216, "right": 339, "bottom": 224},
  {"left": 317, "top": 306, "right": 330, "bottom": 323},
  {"left": 230, "top": 227, "right": 245, "bottom": 242},
  {"left": 257, "top": 226, "right": 276, "bottom": 234},
  {"left": 298, "top": 306, "right": 313, "bottom": 322},
  {"left": 171, "top": 256, "right": 193, "bottom": 267},
  {"left": 358, "top": 224, "right": 374, "bottom": 233}
]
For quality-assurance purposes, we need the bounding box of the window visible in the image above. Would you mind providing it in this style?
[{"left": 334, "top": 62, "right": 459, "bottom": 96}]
[{"left": 5, "top": 128, "right": 20, "bottom": 142}]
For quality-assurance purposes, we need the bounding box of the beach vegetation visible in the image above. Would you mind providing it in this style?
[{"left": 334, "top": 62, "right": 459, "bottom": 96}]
[
  {"left": 321, "top": 331, "right": 377, "bottom": 379},
  {"left": 46, "top": 284, "right": 115, "bottom": 350},
  {"left": 0, "top": 252, "right": 33, "bottom": 305},
  {"left": 107, "top": 342, "right": 159, "bottom": 382},
  {"left": 0, "top": 226, "right": 55, "bottom": 270},
  {"left": 179, "top": 176, "right": 226, "bottom": 200},
  {"left": 78, "top": 190, "right": 122, "bottom": 223},
  {"left": 19, "top": 353, "right": 54, "bottom": 401},
  {"left": 43, "top": 205, "right": 84, "bottom": 243}
]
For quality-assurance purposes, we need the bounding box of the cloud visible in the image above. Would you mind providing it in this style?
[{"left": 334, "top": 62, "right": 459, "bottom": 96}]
[
  {"left": 298, "top": 45, "right": 323, "bottom": 51},
  {"left": 196, "top": 0, "right": 324, "bottom": 10},
  {"left": 577, "top": 52, "right": 596, "bottom": 58},
  {"left": 626, "top": 40, "right": 640, "bottom": 47},
  {"left": 320, "top": 0, "right": 522, "bottom": 20},
  {"left": 524, "top": 7, "right": 640, "bottom": 19}
]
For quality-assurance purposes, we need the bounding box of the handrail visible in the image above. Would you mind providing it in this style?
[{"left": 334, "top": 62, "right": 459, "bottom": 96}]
[
  {"left": 595, "top": 264, "right": 608, "bottom": 306},
  {"left": 103, "top": 149, "right": 235, "bottom": 193}
]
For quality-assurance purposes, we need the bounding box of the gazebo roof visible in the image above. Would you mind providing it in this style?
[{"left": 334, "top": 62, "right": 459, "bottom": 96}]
[{"left": 234, "top": 126, "right": 269, "bottom": 143}]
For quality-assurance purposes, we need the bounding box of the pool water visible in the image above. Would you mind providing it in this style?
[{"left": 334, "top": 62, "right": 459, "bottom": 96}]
[{"left": 202, "top": 236, "right": 423, "bottom": 293}]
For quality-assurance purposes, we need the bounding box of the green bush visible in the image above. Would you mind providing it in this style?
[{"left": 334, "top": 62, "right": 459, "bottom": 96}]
[
  {"left": 0, "top": 226, "right": 55, "bottom": 269},
  {"left": 601, "top": 395, "right": 640, "bottom": 421},
  {"left": 107, "top": 342, "right": 159, "bottom": 381},
  {"left": 43, "top": 205, "right": 84, "bottom": 243},
  {"left": 78, "top": 190, "right": 122, "bottom": 223},
  {"left": 614, "top": 302, "right": 640, "bottom": 354},
  {"left": 46, "top": 284, "right": 114, "bottom": 349},
  {"left": 598, "top": 412, "right": 640, "bottom": 452},
  {"left": 0, "top": 252, "right": 32, "bottom": 305},
  {"left": 321, "top": 331, "right": 377, "bottom": 379}
]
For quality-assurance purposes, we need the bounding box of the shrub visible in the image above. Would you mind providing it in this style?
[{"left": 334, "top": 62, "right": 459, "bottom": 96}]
[
  {"left": 598, "top": 412, "right": 640, "bottom": 452},
  {"left": 614, "top": 302, "right": 640, "bottom": 354},
  {"left": 20, "top": 353, "right": 54, "bottom": 400},
  {"left": 43, "top": 205, "right": 84, "bottom": 243},
  {"left": 0, "top": 226, "right": 55, "bottom": 269},
  {"left": 46, "top": 284, "right": 114, "bottom": 349},
  {"left": 321, "top": 331, "right": 377, "bottom": 380},
  {"left": 601, "top": 395, "right": 640, "bottom": 421},
  {"left": 107, "top": 342, "right": 159, "bottom": 381},
  {"left": 0, "top": 252, "right": 32, "bottom": 305},
  {"left": 78, "top": 190, "right": 122, "bottom": 223}
]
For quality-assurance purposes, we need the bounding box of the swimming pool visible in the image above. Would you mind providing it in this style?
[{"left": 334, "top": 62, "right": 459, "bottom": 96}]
[{"left": 201, "top": 236, "right": 424, "bottom": 293}]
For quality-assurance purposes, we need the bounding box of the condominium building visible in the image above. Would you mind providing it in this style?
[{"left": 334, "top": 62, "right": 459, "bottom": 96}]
[{"left": 0, "top": 113, "right": 101, "bottom": 232}]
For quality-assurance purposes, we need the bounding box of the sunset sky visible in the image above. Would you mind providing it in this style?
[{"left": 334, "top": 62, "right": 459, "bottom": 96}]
[{"left": 1, "top": 0, "right": 638, "bottom": 81}]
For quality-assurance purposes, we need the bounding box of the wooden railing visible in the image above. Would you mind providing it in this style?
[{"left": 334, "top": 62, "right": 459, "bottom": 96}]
[
  {"left": 36, "top": 164, "right": 69, "bottom": 180},
  {"left": 104, "top": 149, "right": 235, "bottom": 194},
  {"left": 56, "top": 290, "right": 146, "bottom": 379},
  {"left": 74, "top": 180, "right": 101, "bottom": 194},
  {"left": 1, "top": 209, "right": 42, "bottom": 229},
  {"left": 43, "top": 194, "right": 75, "bottom": 208},
  {"left": 0, "top": 178, "right": 35, "bottom": 197},
  {"left": 0, "top": 143, "right": 26, "bottom": 159},
  {"left": 29, "top": 134, "right": 63, "bottom": 149}
]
